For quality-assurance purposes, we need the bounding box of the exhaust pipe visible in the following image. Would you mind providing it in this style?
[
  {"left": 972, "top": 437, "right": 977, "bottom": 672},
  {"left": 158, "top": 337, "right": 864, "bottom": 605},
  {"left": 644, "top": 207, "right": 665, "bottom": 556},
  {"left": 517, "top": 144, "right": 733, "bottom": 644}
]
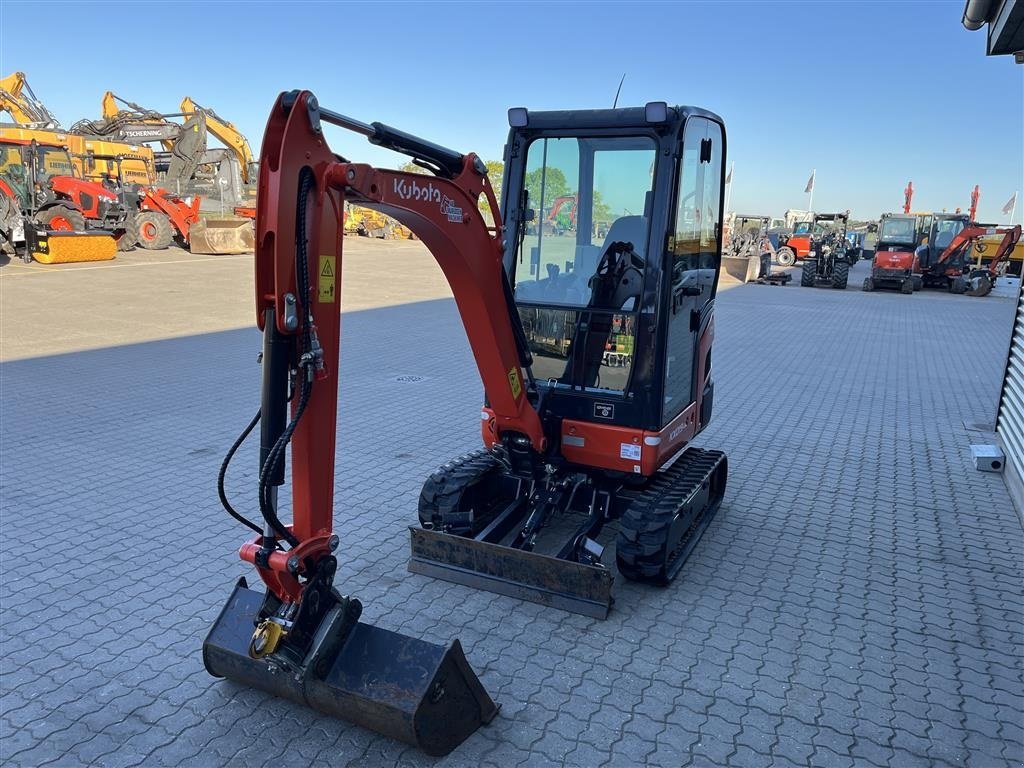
[{"left": 204, "top": 579, "right": 498, "bottom": 756}]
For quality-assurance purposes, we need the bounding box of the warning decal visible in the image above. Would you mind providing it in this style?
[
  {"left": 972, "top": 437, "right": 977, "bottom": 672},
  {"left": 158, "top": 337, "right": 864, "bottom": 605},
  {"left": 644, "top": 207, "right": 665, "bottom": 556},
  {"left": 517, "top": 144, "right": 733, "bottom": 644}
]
[
  {"left": 318, "top": 255, "right": 336, "bottom": 303},
  {"left": 508, "top": 367, "right": 522, "bottom": 399}
]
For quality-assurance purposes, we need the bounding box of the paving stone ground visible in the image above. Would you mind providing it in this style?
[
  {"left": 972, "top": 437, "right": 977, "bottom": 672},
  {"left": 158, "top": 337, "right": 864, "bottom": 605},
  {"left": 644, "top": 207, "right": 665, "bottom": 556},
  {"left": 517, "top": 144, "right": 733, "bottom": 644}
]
[{"left": 1, "top": 256, "right": 1021, "bottom": 767}]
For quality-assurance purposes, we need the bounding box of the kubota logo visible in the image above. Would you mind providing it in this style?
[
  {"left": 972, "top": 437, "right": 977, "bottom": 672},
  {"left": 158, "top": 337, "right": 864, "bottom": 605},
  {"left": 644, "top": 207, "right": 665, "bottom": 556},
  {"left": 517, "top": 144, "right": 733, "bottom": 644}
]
[
  {"left": 393, "top": 178, "right": 441, "bottom": 203},
  {"left": 393, "top": 178, "right": 463, "bottom": 223}
]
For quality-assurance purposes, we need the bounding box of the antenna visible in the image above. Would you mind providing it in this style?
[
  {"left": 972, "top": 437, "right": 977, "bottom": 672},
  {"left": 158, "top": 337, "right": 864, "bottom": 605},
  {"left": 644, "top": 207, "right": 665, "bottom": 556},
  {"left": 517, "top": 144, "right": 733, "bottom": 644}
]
[{"left": 612, "top": 74, "right": 626, "bottom": 108}]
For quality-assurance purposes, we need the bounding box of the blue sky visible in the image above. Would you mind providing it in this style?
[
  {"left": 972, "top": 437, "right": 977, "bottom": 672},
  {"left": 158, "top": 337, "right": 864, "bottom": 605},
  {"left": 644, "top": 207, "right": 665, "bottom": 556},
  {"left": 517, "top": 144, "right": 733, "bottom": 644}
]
[{"left": 2, "top": 1, "right": 1020, "bottom": 221}]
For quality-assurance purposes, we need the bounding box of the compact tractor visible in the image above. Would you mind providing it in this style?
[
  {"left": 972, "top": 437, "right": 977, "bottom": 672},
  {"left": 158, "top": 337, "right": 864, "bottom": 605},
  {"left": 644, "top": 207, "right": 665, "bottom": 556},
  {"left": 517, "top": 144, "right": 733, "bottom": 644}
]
[
  {"left": 0, "top": 137, "right": 123, "bottom": 262},
  {"left": 799, "top": 212, "right": 860, "bottom": 288},
  {"left": 774, "top": 218, "right": 814, "bottom": 266},
  {"left": 864, "top": 213, "right": 921, "bottom": 293},
  {"left": 914, "top": 213, "right": 1021, "bottom": 296},
  {"left": 205, "top": 91, "right": 729, "bottom": 754}
]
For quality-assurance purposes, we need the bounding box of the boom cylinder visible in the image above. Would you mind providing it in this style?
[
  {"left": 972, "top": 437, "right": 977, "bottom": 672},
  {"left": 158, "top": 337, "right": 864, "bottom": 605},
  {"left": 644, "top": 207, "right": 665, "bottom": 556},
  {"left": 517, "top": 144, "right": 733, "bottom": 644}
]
[{"left": 259, "top": 307, "right": 291, "bottom": 487}]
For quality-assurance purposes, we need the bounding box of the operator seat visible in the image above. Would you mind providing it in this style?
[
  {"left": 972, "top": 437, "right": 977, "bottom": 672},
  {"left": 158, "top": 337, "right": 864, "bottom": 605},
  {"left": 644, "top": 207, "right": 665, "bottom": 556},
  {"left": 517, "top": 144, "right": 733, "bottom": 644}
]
[{"left": 600, "top": 215, "right": 648, "bottom": 261}]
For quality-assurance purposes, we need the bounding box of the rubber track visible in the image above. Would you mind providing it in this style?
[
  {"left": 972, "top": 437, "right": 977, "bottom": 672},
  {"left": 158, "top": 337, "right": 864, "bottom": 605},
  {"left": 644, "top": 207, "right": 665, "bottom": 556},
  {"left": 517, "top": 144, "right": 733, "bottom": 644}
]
[
  {"left": 616, "top": 447, "right": 726, "bottom": 584},
  {"left": 417, "top": 450, "right": 500, "bottom": 529}
]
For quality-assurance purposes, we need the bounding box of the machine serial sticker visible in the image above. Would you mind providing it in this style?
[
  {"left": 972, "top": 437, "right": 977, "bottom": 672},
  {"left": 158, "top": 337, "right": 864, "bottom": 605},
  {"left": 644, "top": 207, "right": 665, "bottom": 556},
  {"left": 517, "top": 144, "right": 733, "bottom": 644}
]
[
  {"left": 594, "top": 403, "right": 615, "bottom": 419},
  {"left": 318, "top": 255, "right": 336, "bottom": 303},
  {"left": 508, "top": 367, "right": 522, "bottom": 399},
  {"left": 620, "top": 443, "right": 641, "bottom": 461}
]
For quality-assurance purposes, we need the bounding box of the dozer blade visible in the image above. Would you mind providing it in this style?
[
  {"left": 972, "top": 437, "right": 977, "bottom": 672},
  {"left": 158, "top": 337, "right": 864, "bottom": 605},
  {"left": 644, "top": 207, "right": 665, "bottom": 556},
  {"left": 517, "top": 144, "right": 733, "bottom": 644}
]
[
  {"left": 203, "top": 579, "right": 498, "bottom": 756},
  {"left": 188, "top": 217, "right": 255, "bottom": 254},
  {"left": 409, "top": 527, "right": 615, "bottom": 619},
  {"left": 31, "top": 232, "right": 116, "bottom": 264}
]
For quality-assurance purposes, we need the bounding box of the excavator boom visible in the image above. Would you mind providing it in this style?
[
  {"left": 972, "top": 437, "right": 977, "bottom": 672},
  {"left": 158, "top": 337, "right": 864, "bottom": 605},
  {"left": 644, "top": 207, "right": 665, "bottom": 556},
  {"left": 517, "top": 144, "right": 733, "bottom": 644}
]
[
  {"left": 180, "top": 97, "right": 257, "bottom": 184},
  {"left": 0, "top": 72, "right": 60, "bottom": 128},
  {"left": 203, "top": 90, "right": 515, "bottom": 755}
]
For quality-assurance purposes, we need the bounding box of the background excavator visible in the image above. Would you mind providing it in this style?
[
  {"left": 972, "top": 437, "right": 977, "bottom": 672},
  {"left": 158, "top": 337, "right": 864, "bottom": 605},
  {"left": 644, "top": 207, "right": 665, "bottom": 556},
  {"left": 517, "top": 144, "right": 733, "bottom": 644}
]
[
  {"left": 0, "top": 71, "right": 60, "bottom": 129},
  {"left": 915, "top": 218, "right": 1022, "bottom": 296},
  {"left": 204, "top": 91, "right": 729, "bottom": 755},
  {"left": 179, "top": 96, "right": 259, "bottom": 186}
]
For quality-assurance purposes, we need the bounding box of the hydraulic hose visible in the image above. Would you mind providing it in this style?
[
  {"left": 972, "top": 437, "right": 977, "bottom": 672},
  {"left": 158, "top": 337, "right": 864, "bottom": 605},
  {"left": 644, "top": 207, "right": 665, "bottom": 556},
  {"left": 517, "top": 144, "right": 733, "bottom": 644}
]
[
  {"left": 255, "top": 167, "right": 317, "bottom": 549},
  {"left": 217, "top": 409, "right": 264, "bottom": 535}
]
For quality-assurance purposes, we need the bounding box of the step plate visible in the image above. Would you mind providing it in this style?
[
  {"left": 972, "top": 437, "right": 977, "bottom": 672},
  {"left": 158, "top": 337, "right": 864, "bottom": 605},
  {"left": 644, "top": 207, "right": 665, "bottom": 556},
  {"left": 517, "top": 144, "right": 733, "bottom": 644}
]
[{"left": 409, "top": 527, "right": 614, "bottom": 619}]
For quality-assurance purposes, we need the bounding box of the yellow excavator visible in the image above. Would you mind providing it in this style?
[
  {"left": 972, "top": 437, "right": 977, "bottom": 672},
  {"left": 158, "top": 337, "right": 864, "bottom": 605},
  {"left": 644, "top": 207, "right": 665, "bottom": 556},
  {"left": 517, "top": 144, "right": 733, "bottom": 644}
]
[
  {"left": 179, "top": 97, "right": 258, "bottom": 186},
  {"left": 0, "top": 72, "right": 60, "bottom": 129}
]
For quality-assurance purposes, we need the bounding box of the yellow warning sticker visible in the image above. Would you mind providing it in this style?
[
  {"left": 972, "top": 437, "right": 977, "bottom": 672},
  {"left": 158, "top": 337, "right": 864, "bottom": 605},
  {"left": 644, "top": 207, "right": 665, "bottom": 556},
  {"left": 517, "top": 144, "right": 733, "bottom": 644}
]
[
  {"left": 508, "top": 367, "right": 522, "bottom": 399},
  {"left": 318, "top": 255, "right": 336, "bottom": 303}
]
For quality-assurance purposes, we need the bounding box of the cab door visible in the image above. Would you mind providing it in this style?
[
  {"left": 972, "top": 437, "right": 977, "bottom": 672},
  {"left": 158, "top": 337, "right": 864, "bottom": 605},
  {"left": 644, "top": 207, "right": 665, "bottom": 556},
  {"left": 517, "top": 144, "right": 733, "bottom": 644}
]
[{"left": 661, "top": 117, "right": 724, "bottom": 429}]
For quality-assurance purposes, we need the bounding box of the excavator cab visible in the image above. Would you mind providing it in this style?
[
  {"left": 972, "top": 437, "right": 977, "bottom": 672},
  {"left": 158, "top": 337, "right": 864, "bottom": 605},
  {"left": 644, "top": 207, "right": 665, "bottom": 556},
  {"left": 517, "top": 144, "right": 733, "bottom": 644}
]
[
  {"left": 917, "top": 214, "right": 970, "bottom": 271},
  {"left": 504, "top": 106, "right": 722, "bottom": 440},
  {"left": 410, "top": 104, "right": 728, "bottom": 616}
]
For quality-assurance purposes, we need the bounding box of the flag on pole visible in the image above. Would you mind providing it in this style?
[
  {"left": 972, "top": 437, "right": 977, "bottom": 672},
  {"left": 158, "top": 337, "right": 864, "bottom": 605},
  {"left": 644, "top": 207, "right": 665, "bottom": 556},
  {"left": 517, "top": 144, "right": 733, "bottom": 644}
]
[
  {"left": 804, "top": 170, "right": 815, "bottom": 194},
  {"left": 1003, "top": 192, "right": 1018, "bottom": 215},
  {"left": 725, "top": 162, "right": 733, "bottom": 184}
]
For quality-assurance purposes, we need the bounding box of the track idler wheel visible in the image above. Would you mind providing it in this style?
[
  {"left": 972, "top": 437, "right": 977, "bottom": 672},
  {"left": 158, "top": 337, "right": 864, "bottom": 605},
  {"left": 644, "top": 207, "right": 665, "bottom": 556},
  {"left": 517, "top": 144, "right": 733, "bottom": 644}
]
[{"left": 203, "top": 578, "right": 497, "bottom": 756}]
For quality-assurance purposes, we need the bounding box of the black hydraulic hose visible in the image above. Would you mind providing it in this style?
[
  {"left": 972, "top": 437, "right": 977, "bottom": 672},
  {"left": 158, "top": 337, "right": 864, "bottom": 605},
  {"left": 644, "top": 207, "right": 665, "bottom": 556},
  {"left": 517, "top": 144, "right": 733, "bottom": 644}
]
[
  {"left": 217, "top": 408, "right": 264, "bottom": 535},
  {"left": 255, "top": 167, "right": 317, "bottom": 549}
]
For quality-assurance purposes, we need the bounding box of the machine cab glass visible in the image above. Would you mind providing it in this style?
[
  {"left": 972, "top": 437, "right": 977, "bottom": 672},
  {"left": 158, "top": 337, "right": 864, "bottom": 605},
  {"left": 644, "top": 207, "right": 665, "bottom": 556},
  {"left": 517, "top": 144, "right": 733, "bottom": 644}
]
[{"left": 513, "top": 136, "right": 656, "bottom": 395}]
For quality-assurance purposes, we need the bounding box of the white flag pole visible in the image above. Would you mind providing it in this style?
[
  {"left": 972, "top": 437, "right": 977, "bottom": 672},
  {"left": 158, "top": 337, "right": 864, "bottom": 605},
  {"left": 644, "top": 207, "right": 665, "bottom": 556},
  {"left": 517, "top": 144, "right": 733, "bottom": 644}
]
[
  {"left": 1011, "top": 192, "right": 1019, "bottom": 225},
  {"left": 724, "top": 162, "right": 734, "bottom": 215},
  {"left": 807, "top": 169, "right": 815, "bottom": 213}
]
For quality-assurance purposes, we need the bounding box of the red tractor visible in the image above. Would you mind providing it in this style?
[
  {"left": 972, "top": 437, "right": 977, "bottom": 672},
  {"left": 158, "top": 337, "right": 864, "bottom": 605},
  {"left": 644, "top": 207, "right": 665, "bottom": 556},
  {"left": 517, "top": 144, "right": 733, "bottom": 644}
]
[
  {"left": 863, "top": 213, "right": 923, "bottom": 293},
  {"left": 0, "top": 138, "right": 129, "bottom": 260},
  {"left": 0, "top": 138, "right": 128, "bottom": 236},
  {"left": 776, "top": 213, "right": 856, "bottom": 267}
]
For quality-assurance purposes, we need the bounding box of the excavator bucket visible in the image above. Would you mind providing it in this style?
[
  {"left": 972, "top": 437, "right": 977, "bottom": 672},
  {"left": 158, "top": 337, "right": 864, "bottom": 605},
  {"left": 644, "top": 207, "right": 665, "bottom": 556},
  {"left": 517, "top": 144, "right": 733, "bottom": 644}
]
[
  {"left": 29, "top": 231, "right": 116, "bottom": 264},
  {"left": 721, "top": 254, "right": 761, "bottom": 283},
  {"left": 188, "top": 217, "right": 255, "bottom": 254},
  {"left": 203, "top": 579, "right": 498, "bottom": 756}
]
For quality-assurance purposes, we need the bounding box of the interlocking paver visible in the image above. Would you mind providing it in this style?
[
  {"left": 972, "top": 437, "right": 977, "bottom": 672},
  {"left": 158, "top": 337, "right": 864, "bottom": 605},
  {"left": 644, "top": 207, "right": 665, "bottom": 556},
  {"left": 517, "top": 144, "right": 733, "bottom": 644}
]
[{"left": 1, "top": 258, "right": 1022, "bottom": 767}]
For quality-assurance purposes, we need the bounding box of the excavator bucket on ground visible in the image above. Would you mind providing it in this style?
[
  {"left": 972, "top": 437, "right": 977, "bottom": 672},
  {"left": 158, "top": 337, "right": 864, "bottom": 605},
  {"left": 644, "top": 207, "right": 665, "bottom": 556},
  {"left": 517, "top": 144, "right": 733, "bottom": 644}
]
[
  {"left": 188, "top": 216, "right": 254, "bottom": 254},
  {"left": 28, "top": 230, "right": 116, "bottom": 264},
  {"left": 204, "top": 579, "right": 497, "bottom": 756}
]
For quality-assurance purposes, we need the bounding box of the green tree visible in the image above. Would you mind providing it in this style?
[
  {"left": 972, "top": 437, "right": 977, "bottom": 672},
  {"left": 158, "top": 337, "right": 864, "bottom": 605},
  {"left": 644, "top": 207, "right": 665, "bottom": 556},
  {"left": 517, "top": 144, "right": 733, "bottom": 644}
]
[
  {"left": 479, "top": 159, "right": 504, "bottom": 225},
  {"left": 524, "top": 167, "right": 570, "bottom": 211},
  {"left": 398, "top": 161, "right": 428, "bottom": 175},
  {"left": 592, "top": 190, "right": 614, "bottom": 224}
]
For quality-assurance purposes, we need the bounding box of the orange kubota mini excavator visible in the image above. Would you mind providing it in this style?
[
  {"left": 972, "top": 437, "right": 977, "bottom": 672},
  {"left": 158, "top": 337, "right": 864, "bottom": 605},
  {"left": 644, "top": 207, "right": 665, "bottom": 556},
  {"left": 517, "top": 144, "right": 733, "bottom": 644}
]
[{"left": 204, "top": 91, "right": 728, "bottom": 754}]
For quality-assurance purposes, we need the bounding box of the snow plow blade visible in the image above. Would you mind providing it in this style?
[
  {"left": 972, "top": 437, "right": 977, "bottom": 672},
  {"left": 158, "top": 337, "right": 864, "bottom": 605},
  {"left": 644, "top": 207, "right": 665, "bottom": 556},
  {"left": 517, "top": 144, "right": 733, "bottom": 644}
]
[
  {"left": 203, "top": 579, "right": 497, "bottom": 756},
  {"left": 30, "top": 231, "right": 116, "bottom": 264},
  {"left": 189, "top": 217, "right": 255, "bottom": 254}
]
